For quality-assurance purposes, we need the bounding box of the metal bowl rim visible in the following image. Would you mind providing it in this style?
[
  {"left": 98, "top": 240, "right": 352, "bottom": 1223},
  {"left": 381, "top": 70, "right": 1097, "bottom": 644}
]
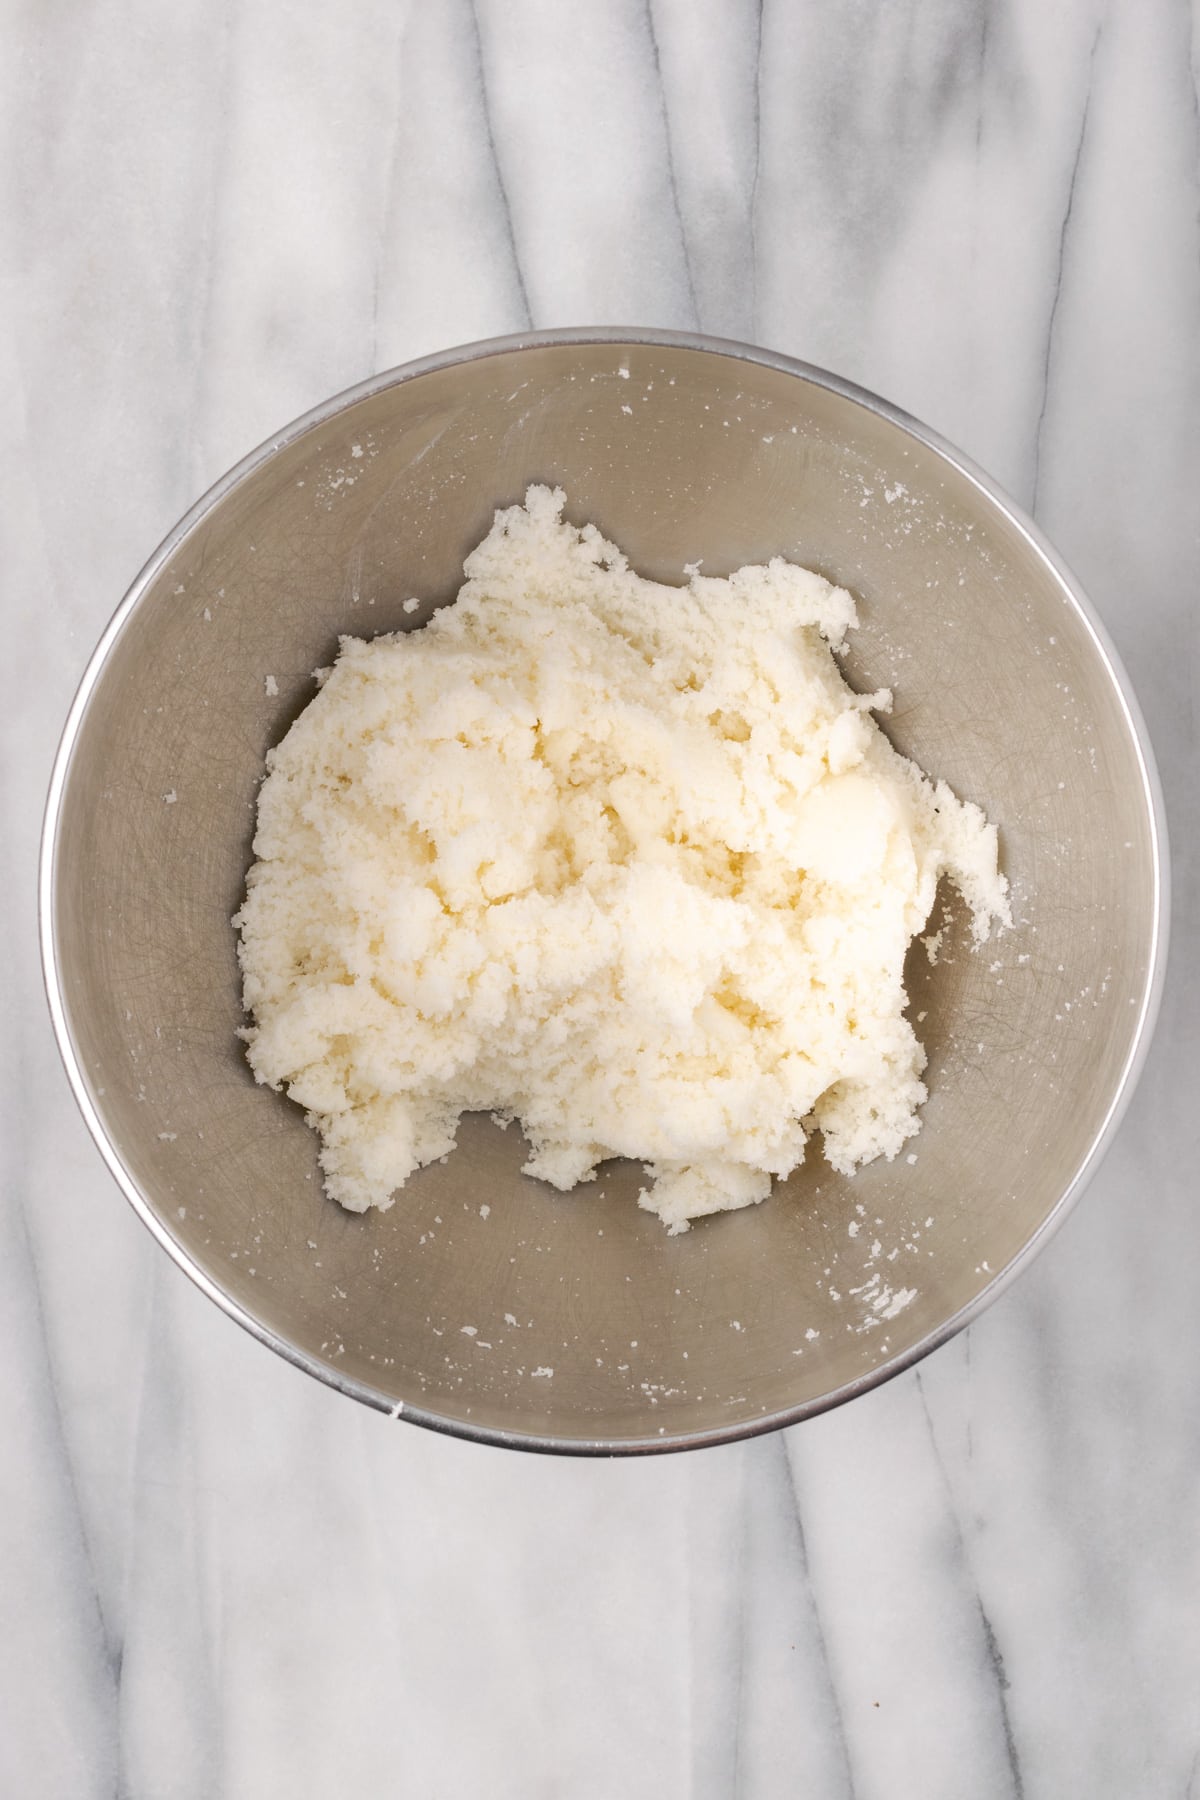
[{"left": 39, "top": 325, "right": 1171, "bottom": 1455}]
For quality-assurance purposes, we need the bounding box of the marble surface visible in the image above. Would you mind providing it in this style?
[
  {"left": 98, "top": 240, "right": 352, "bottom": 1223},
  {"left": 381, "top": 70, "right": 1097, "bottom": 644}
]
[{"left": 3, "top": 2, "right": 1197, "bottom": 1794}]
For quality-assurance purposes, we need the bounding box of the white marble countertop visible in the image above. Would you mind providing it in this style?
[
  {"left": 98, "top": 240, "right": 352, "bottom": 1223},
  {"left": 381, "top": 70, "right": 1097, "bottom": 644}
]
[{"left": 3, "top": 3, "right": 1197, "bottom": 1795}]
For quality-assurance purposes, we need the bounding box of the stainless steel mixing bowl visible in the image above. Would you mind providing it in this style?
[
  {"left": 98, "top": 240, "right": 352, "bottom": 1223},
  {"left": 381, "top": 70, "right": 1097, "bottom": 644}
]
[{"left": 41, "top": 330, "right": 1168, "bottom": 1453}]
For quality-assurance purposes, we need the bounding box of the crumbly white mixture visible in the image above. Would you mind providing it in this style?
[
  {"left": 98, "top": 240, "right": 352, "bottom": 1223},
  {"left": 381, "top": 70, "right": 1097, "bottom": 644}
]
[{"left": 235, "top": 486, "right": 1009, "bottom": 1232}]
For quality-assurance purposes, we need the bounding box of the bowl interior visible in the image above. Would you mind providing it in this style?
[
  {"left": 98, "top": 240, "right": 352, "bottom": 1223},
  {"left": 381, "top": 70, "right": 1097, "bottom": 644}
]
[{"left": 47, "top": 339, "right": 1160, "bottom": 1448}]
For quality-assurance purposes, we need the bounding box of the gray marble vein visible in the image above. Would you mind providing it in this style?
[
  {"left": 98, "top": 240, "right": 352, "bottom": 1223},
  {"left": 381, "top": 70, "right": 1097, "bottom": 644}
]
[
  {"left": 1029, "top": 20, "right": 1099, "bottom": 518},
  {"left": 2, "top": 1, "right": 1198, "bottom": 1794}
]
